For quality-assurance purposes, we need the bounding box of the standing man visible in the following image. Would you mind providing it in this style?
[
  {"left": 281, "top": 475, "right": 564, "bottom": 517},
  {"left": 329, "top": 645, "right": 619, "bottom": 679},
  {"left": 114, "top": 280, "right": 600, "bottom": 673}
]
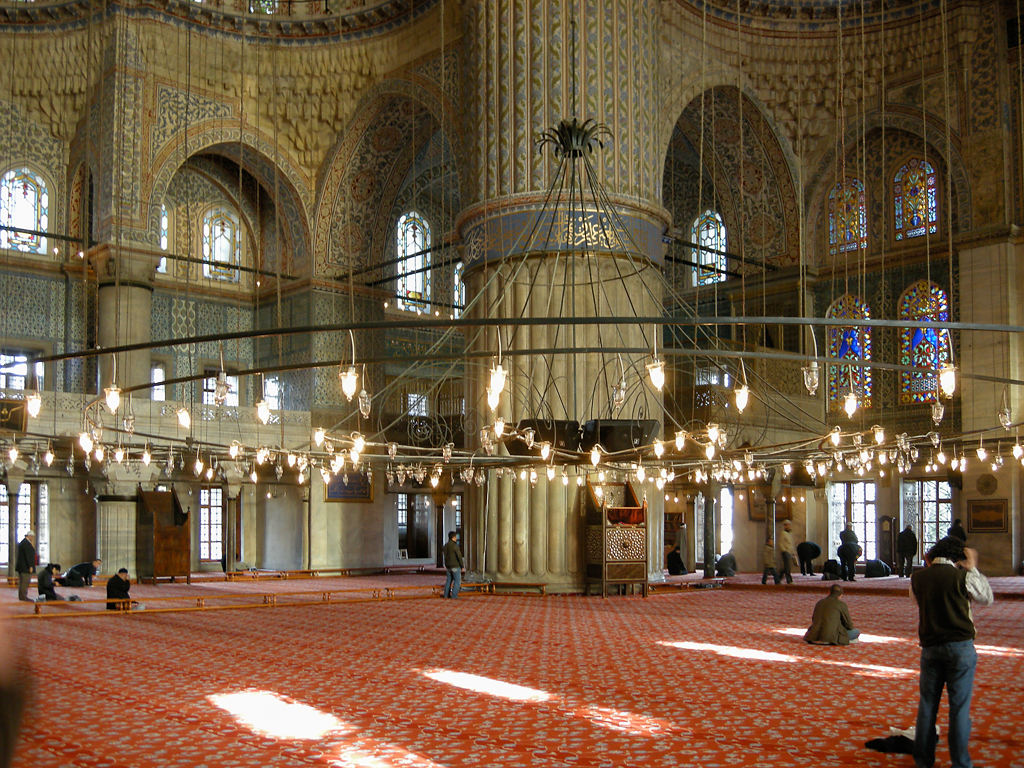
[
  {"left": 778, "top": 520, "right": 797, "bottom": 584},
  {"left": 838, "top": 524, "right": 860, "bottom": 581},
  {"left": 442, "top": 531, "right": 464, "bottom": 599},
  {"left": 14, "top": 531, "right": 36, "bottom": 602},
  {"left": 910, "top": 536, "right": 993, "bottom": 768},
  {"left": 897, "top": 524, "right": 918, "bottom": 578}
]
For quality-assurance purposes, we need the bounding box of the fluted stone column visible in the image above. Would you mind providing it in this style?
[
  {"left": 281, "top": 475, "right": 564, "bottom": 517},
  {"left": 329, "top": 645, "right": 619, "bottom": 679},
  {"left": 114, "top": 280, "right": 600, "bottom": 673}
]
[{"left": 458, "top": 0, "right": 669, "bottom": 592}]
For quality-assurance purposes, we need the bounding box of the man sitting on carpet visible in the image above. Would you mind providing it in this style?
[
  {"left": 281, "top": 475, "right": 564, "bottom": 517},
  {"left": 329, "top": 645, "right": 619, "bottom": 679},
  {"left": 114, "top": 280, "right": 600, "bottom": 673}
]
[
  {"left": 36, "top": 564, "right": 65, "bottom": 602},
  {"left": 667, "top": 544, "right": 687, "bottom": 575},
  {"left": 106, "top": 568, "right": 137, "bottom": 610},
  {"left": 804, "top": 584, "right": 860, "bottom": 645}
]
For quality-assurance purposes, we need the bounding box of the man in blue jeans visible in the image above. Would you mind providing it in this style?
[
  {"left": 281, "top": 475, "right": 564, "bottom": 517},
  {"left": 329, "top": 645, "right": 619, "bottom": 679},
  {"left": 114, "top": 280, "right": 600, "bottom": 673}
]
[
  {"left": 911, "top": 536, "right": 993, "bottom": 768},
  {"left": 442, "top": 530, "right": 464, "bottom": 599}
]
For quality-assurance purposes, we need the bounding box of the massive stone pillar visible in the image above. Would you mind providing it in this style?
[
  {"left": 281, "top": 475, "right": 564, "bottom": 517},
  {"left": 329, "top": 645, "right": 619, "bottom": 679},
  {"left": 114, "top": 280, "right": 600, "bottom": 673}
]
[{"left": 457, "top": 0, "right": 669, "bottom": 591}]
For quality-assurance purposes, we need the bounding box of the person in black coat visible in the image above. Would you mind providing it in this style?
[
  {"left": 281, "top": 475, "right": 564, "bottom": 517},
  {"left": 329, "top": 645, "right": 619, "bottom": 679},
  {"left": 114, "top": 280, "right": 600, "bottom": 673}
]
[
  {"left": 666, "top": 544, "right": 687, "bottom": 575},
  {"left": 947, "top": 518, "right": 967, "bottom": 542},
  {"left": 36, "top": 564, "right": 64, "bottom": 601},
  {"left": 838, "top": 525, "right": 860, "bottom": 581},
  {"left": 715, "top": 550, "right": 737, "bottom": 578},
  {"left": 59, "top": 559, "right": 101, "bottom": 587},
  {"left": 896, "top": 524, "right": 918, "bottom": 577},
  {"left": 106, "top": 569, "right": 133, "bottom": 610},
  {"left": 796, "top": 541, "right": 821, "bottom": 576},
  {"left": 14, "top": 531, "right": 36, "bottom": 602}
]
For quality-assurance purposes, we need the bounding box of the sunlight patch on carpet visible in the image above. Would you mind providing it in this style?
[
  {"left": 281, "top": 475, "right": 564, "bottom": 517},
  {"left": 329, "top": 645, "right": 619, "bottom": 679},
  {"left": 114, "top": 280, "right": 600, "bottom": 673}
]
[
  {"left": 976, "top": 644, "right": 1024, "bottom": 657},
  {"left": 325, "top": 741, "right": 446, "bottom": 768},
  {"left": 661, "top": 640, "right": 797, "bottom": 662},
  {"left": 775, "top": 628, "right": 907, "bottom": 644},
  {"left": 422, "top": 669, "right": 552, "bottom": 702},
  {"left": 208, "top": 690, "right": 351, "bottom": 740},
  {"left": 576, "top": 705, "right": 676, "bottom": 735}
]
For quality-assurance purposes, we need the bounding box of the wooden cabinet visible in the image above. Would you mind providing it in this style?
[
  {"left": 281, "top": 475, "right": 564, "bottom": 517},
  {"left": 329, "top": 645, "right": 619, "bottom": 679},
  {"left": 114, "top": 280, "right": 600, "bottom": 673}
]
[
  {"left": 584, "top": 481, "right": 648, "bottom": 596},
  {"left": 136, "top": 490, "right": 191, "bottom": 583}
]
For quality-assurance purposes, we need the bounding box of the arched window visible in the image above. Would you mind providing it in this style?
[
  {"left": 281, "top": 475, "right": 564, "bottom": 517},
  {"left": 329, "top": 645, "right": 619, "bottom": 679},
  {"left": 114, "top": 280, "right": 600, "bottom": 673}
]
[
  {"left": 828, "top": 178, "right": 867, "bottom": 254},
  {"left": 158, "top": 203, "right": 169, "bottom": 274},
  {"left": 396, "top": 212, "right": 430, "bottom": 311},
  {"left": 202, "top": 207, "right": 241, "bottom": 282},
  {"left": 899, "top": 280, "right": 951, "bottom": 404},
  {"left": 893, "top": 158, "right": 938, "bottom": 241},
  {"left": 453, "top": 260, "right": 465, "bottom": 318},
  {"left": 0, "top": 167, "right": 49, "bottom": 254},
  {"left": 826, "top": 294, "right": 872, "bottom": 409},
  {"left": 691, "top": 209, "right": 726, "bottom": 287}
]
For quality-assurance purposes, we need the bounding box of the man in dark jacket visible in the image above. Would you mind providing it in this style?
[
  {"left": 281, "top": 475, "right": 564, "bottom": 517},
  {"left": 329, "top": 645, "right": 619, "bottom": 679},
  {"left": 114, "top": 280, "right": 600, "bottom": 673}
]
[
  {"left": 36, "top": 564, "right": 64, "bottom": 601},
  {"left": 14, "top": 531, "right": 36, "bottom": 601},
  {"left": 667, "top": 544, "right": 688, "bottom": 575},
  {"left": 714, "top": 550, "right": 736, "bottom": 578},
  {"left": 947, "top": 518, "right": 967, "bottom": 542},
  {"left": 106, "top": 568, "right": 133, "bottom": 610},
  {"left": 838, "top": 525, "right": 860, "bottom": 581},
  {"left": 897, "top": 524, "right": 918, "bottom": 577},
  {"left": 911, "top": 536, "right": 992, "bottom": 768},
  {"left": 796, "top": 540, "right": 821, "bottom": 576},
  {"left": 60, "top": 559, "right": 102, "bottom": 587},
  {"left": 442, "top": 531, "right": 464, "bottom": 599},
  {"left": 804, "top": 584, "right": 859, "bottom": 645}
]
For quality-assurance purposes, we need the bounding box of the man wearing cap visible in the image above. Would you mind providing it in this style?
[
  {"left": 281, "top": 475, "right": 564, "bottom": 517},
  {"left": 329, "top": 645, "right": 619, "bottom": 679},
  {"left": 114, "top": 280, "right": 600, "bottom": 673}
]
[
  {"left": 14, "top": 531, "right": 36, "bottom": 602},
  {"left": 442, "top": 531, "right": 464, "bottom": 599},
  {"left": 911, "top": 536, "right": 993, "bottom": 768}
]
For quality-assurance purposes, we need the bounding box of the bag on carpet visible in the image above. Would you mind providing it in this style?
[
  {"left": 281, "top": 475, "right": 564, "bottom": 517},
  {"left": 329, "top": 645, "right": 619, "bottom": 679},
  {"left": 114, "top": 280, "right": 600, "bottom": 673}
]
[{"left": 821, "top": 559, "right": 841, "bottom": 580}]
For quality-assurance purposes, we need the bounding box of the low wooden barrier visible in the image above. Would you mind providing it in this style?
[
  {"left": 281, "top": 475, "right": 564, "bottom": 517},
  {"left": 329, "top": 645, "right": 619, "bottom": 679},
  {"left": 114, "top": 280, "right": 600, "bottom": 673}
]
[{"left": 647, "top": 578, "right": 725, "bottom": 594}]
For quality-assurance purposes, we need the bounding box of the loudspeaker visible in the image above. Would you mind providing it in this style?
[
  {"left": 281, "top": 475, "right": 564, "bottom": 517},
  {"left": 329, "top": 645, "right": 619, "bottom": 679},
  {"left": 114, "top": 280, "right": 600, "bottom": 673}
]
[{"left": 580, "top": 419, "right": 660, "bottom": 453}]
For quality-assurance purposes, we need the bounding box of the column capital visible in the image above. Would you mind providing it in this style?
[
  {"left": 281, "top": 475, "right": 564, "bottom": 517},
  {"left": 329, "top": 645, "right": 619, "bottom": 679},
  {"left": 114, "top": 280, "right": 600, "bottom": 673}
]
[{"left": 88, "top": 243, "right": 160, "bottom": 287}]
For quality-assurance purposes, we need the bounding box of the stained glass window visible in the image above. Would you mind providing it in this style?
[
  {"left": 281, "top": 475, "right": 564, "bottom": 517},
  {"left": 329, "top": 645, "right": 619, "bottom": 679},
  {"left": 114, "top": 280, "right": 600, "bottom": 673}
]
[
  {"left": 397, "top": 212, "right": 431, "bottom": 311},
  {"left": 828, "top": 178, "right": 867, "bottom": 254},
  {"left": 899, "top": 280, "right": 951, "bottom": 404},
  {"left": 825, "top": 295, "right": 871, "bottom": 409},
  {"left": 1, "top": 167, "right": 49, "bottom": 254},
  {"left": 202, "top": 207, "right": 241, "bottom": 282},
  {"left": 158, "top": 203, "right": 169, "bottom": 274},
  {"left": 893, "top": 158, "right": 938, "bottom": 240},
  {"left": 691, "top": 209, "right": 726, "bottom": 286},
  {"left": 453, "top": 260, "right": 465, "bottom": 318}
]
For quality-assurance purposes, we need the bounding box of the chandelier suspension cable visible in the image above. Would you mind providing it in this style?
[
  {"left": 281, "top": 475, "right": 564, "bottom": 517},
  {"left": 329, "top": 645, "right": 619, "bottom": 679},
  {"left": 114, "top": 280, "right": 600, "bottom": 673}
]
[
  {"left": 271, "top": 38, "right": 287, "bottom": 451},
  {"left": 940, "top": 0, "right": 960, "bottom": 400}
]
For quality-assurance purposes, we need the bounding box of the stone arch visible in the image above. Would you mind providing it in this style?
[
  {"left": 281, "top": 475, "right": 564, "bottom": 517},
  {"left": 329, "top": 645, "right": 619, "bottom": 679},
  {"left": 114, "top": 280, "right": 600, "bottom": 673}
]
[
  {"left": 313, "top": 75, "right": 460, "bottom": 279},
  {"left": 661, "top": 83, "right": 800, "bottom": 272},
  {"left": 148, "top": 123, "right": 312, "bottom": 277},
  {"left": 806, "top": 109, "right": 970, "bottom": 265}
]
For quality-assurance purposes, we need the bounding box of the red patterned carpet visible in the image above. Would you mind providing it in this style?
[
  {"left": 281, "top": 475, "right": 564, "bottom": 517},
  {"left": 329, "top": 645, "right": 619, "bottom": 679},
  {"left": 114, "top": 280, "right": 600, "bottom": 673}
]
[{"left": 5, "top": 578, "right": 1024, "bottom": 768}]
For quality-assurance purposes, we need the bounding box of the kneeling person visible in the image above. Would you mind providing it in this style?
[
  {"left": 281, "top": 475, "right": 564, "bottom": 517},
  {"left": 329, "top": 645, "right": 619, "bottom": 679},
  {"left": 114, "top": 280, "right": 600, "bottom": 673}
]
[
  {"left": 804, "top": 584, "right": 860, "bottom": 645},
  {"left": 60, "top": 559, "right": 102, "bottom": 587}
]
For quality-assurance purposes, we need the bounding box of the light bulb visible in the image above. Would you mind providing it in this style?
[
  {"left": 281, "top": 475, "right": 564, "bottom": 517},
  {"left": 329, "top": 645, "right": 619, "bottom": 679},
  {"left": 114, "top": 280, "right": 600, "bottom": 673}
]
[
  {"left": 229, "top": 441, "right": 240, "bottom": 459},
  {"left": 205, "top": 465, "right": 215, "bottom": 480},
  {"left": 250, "top": 469, "right": 258, "bottom": 483},
  {"left": 43, "top": 445, "right": 54, "bottom": 466},
  {"left": 494, "top": 417, "right": 505, "bottom": 438},
  {"left": 590, "top": 446, "right": 601, "bottom": 466},
  {"left": 489, "top": 362, "right": 507, "bottom": 395},
  {"left": 352, "top": 433, "right": 366, "bottom": 454},
  {"left": 872, "top": 425, "right": 885, "bottom": 445},
  {"left": 176, "top": 407, "right": 191, "bottom": 429},
  {"left": 256, "top": 399, "right": 271, "bottom": 425},
  {"left": 26, "top": 392, "right": 41, "bottom": 418},
  {"left": 931, "top": 401, "right": 945, "bottom": 426},
  {"left": 802, "top": 360, "right": 820, "bottom": 395},
  {"left": 647, "top": 358, "right": 665, "bottom": 391},
  {"left": 430, "top": 473, "right": 439, "bottom": 488},
  {"left": 706, "top": 423, "right": 720, "bottom": 444},
  {"left": 539, "top": 442, "right": 551, "bottom": 461},
  {"left": 576, "top": 474, "right": 584, "bottom": 487},
  {"left": 358, "top": 388, "right": 371, "bottom": 418},
  {"left": 830, "top": 427, "right": 842, "bottom": 447},
  {"left": 843, "top": 391, "right": 858, "bottom": 418},
  {"left": 486, "top": 386, "right": 501, "bottom": 411},
  {"left": 104, "top": 385, "right": 121, "bottom": 414},
  {"left": 1013, "top": 443, "right": 1023, "bottom": 461},
  {"left": 734, "top": 384, "right": 750, "bottom": 413},
  {"left": 313, "top": 427, "right": 326, "bottom": 446},
  {"left": 976, "top": 445, "right": 987, "bottom": 461},
  {"left": 562, "top": 470, "right": 569, "bottom": 486},
  {"left": 704, "top": 442, "right": 715, "bottom": 460},
  {"left": 340, "top": 365, "right": 358, "bottom": 400},
  {"left": 194, "top": 456, "right": 204, "bottom": 475},
  {"left": 999, "top": 405, "right": 1012, "bottom": 430},
  {"left": 936, "top": 449, "right": 946, "bottom": 464},
  {"left": 7, "top": 446, "right": 18, "bottom": 463},
  {"left": 287, "top": 453, "right": 297, "bottom": 467},
  {"left": 635, "top": 465, "right": 646, "bottom": 483},
  {"left": 79, "top": 431, "right": 94, "bottom": 453},
  {"left": 546, "top": 465, "right": 556, "bottom": 481},
  {"left": 142, "top": 446, "right": 151, "bottom": 466},
  {"left": 939, "top": 363, "right": 956, "bottom": 398},
  {"left": 675, "top": 431, "right": 685, "bottom": 451},
  {"left": 653, "top": 440, "right": 664, "bottom": 458},
  {"left": 114, "top": 446, "right": 124, "bottom": 464},
  {"left": 94, "top": 445, "right": 104, "bottom": 462}
]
